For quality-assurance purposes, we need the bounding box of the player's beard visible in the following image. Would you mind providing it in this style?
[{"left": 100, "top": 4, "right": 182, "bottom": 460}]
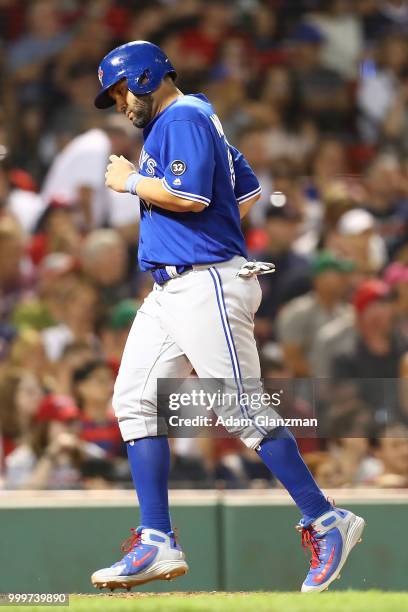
[{"left": 129, "top": 94, "right": 154, "bottom": 128}]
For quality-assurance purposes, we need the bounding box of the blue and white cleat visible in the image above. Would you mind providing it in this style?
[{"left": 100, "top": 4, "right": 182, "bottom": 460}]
[
  {"left": 298, "top": 508, "right": 366, "bottom": 593},
  {"left": 91, "top": 527, "right": 188, "bottom": 591}
]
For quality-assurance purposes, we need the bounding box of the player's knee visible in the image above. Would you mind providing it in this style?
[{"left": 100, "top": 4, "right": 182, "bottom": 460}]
[{"left": 112, "top": 388, "right": 158, "bottom": 422}]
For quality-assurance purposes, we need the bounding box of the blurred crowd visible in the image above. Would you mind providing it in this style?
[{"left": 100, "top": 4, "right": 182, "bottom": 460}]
[{"left": 0, "top": 0, "right": 407, "bottom": 491}]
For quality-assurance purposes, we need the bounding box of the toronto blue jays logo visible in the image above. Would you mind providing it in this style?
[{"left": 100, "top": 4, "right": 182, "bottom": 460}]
[
  {"left": 139, "top": 148, "right": 157, "bottom": 176},
  {"left": 98, "top": 67, "right": 104, "bottom": 85},
  {"left": 138, "top": 148, "right": 157, "bottom": 215}
]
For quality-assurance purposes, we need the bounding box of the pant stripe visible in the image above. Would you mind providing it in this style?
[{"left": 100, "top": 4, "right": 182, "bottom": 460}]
[
  {"left": 209, "top": 267, "right": 246, "bottom": 419},
  {"left": 209, "top": 267, "right": 268, "bottom": 437}
]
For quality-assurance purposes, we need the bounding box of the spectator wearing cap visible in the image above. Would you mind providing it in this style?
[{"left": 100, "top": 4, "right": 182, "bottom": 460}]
[
  {"left": 36, "top": 393, "right": 80, "bottom": 424},
  {"left": 277, "top": 250, "right": 353, "bottom": 376},
  {"left": 72, "top": 360, "right": 123, "bottom": 459},
  {"left": 252, "top": 200, "right": 311, "bottom": 344},
  {"left": 332, "top": 279, "right": 408, "bottom": 422},
  {"left": 335, "top": 207, "right": 388, "bottom": 273},
  {"left": 4, "top": 392, "right": 104, "bottom": 489},
  {"left": 99, "top": 299, "right": 139, "bottom": 369}
]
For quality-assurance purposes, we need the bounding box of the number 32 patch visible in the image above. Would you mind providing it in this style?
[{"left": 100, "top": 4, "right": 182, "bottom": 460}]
[{"left": 170, "top": 160, "right": 187, "bottom": 176}]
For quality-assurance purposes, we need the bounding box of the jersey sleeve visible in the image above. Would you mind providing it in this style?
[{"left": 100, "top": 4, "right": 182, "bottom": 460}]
[
  {"left": 160, "top": 120, "right": 215, "bottom": 207},
  {"left": 229, "top": 145, "right": 262, "bottom": 204}
]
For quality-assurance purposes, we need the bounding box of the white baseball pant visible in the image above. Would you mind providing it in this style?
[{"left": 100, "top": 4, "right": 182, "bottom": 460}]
[{"left": 112, "top": 256, "right": 274, "bottom": 449}]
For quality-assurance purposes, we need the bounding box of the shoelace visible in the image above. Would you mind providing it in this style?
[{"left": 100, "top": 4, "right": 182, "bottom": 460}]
[
  {"left": 296, "top": 499, "right": 335, "bottom": 571},
  {"left": 120, "top": 526, "right": 180, "bottom": 554},
  {"left": 121, "top": 528, "right": 142, "bottom": 554},
  {"left": 297, "top": 526, "right": 322, "bottom": 569}
]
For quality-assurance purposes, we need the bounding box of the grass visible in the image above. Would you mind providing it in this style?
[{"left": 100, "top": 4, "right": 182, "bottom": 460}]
[{"left": 8, "top": 591, "right": 408, "bottom": 612}]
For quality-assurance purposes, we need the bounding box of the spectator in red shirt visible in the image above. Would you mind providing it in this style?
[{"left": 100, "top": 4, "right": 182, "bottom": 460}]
[{"left": 72, "top": 360, "right": 123, "bottom": 458}]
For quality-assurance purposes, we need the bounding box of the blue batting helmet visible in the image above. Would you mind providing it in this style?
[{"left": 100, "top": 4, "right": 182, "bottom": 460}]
[{"left": 94, "top": 40, "right": 177, "bottom": 109}]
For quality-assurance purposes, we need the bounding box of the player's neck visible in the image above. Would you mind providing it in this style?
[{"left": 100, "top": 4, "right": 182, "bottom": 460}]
[{"left": 154, "top": 88, "right": 183, "bottom": 119}]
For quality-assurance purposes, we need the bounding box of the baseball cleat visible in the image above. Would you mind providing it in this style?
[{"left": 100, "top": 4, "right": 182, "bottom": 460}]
[
  {"left": 91, "top": 527, "right": 188, "bottom": 590},
  {"left": 298, "top": 507, "right": 366, "bottom": 593}
]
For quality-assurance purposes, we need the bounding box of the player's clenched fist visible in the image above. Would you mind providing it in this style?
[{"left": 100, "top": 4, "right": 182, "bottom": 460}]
[{"left": 105, "top": 154, "right": 136, "bottom": 192}]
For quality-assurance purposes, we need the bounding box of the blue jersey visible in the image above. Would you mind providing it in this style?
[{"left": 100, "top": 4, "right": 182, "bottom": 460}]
[{"left": 137, "top": 93, "right": 261, "bottom": 271}]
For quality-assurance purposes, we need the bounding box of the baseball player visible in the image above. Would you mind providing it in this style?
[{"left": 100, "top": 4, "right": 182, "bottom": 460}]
[{"left": 91, "top": 41, "right": 365, "bottom": 593}]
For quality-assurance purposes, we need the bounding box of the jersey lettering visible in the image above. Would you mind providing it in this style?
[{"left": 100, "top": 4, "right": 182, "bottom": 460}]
[
  {"left": 210, "top": 114, "right": 235, "bottom": 188},
  {"left": 139, "top": 147, "right": 157, "bottom": 176},
  {"left": 146, "top": 158, "right": 157, "bottom": 176}
]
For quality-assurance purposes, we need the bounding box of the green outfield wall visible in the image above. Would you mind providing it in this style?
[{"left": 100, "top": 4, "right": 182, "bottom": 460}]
[{"left": 0, "top": 490, "right": 407, "bottom": 593}]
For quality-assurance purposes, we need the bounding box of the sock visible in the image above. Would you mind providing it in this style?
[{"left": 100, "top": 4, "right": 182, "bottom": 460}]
[
  {"left": 256, "top": 427, "right": 331, "bottom": 525},
  {"left": 126, "top": 436, "right": 171, "bottom": 533}
]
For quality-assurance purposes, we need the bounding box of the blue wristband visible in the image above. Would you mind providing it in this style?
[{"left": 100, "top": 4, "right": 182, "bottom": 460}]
[{"left": 125, "top": 172, "right": 143, "bottom": 195}]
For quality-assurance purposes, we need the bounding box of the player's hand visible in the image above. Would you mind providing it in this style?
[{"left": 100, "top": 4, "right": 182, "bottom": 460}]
[{"left": 105, "top": 155, "right": 136, "bottom": 193}]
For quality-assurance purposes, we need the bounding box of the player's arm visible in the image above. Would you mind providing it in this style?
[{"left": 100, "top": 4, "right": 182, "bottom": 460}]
[
  {"left": 239, "top": 192, "right": 261, "bottom": 219},
  {"left": 105, "top": 156, "right": 206, "bottom": 213},
  {"left": 137, "top": 177, "right": 206, "bottom": 212},
  {"left": 230, "top": 145, "right": 262, "bottom": 219},
  {"left": 105, "top": 120, "right": 214, "bottom": 213}
]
